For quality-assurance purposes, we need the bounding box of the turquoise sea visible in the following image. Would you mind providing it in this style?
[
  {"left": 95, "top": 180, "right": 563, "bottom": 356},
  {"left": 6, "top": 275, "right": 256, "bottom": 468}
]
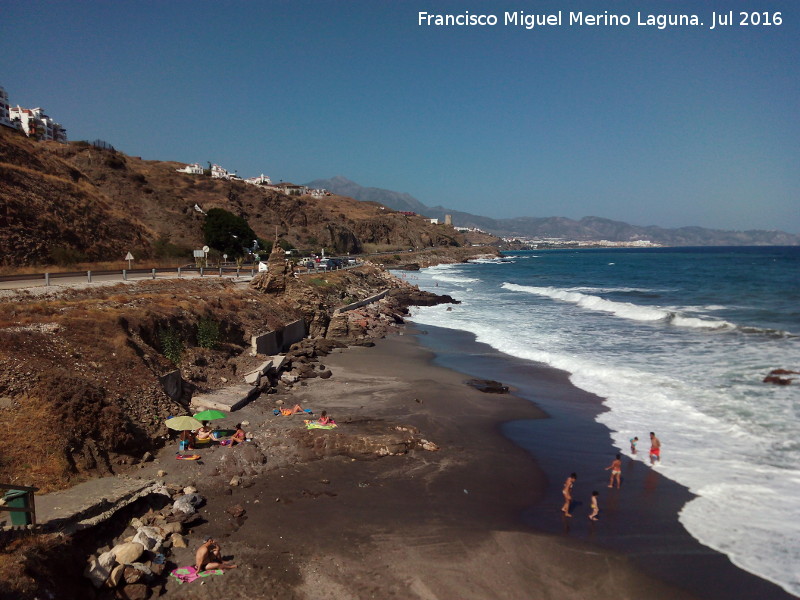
[{"left": 403, "top": 247, "right": 800, "bottom": 597}]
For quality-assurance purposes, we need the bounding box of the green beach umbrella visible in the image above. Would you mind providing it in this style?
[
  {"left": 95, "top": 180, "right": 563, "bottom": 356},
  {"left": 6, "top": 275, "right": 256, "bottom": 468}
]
[
  {"left": 165, "top": 415, "right": 203, "bottom": 431},
  {"left": 193, "top": 409, "right": 227, "bottom": 421}
]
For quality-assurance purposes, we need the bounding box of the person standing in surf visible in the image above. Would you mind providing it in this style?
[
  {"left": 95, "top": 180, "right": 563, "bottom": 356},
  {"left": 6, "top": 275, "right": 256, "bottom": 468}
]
[
  {"left": 589, "top": 491, "right": 600, "bottom": 521},
  {"left": 649, "top": 432, "right": 661, "bottom": 465},
  {"left": 562, "top": 472, "right": 577, "bottom": 517},
  {"left": 605, "top": 454, "right": 622, "bottom": 488}
]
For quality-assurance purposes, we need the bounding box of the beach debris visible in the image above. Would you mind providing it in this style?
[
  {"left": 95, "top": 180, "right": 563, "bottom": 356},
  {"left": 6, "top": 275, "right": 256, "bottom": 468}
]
[{"left": 229, "top": 476, "right": 241, "bottom": 487}]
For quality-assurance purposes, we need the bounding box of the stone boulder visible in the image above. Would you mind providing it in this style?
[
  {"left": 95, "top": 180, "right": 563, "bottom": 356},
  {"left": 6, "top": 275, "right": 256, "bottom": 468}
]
[
  {"left": 111, "top": 541, "right": 144, "bottom": 565},
  {"left": 84, "top": 550, "right": 115, "bottom": 588},
  {"left": 466, "top": 379, "right": 509, "bottom": 394},
  {"left": 132, "top": 526, "right": 164, "bottom": 552},
  {"left": 172, "top": 492, "right": 204, "bottom": 515}
]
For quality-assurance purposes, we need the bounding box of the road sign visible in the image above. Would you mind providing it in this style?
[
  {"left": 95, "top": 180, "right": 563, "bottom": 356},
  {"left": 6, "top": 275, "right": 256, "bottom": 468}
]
[
  {"left": 202, "top": 246, "right": 210, "bottom": 253},
  {"left": 125, "top": 252, "right": 134, "bottom": 269}
]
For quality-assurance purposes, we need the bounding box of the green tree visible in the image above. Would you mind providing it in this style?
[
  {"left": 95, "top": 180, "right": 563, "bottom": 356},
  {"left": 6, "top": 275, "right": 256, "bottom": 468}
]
[{"left": 202, "top": 208, "right": 257, "bottom": 258}]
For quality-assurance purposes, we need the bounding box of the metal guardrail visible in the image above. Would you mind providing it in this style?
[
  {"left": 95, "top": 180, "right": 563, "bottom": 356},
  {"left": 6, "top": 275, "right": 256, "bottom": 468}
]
[{"left": 0, "top": 261, "right": 365, "bottom": 289}]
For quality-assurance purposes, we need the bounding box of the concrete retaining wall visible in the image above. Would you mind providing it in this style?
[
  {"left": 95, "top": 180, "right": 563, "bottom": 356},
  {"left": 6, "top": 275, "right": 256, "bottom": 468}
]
[
  {"left": 333, "top": 290, "right": 389, "bottom": 314},
  {"left": 251, "top": 319, "right": 307, "bottom": 356}
]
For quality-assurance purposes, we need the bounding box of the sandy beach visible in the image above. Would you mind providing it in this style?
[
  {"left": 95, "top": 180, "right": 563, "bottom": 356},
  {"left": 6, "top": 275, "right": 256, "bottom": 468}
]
[{"left": 143, "top": 329, "right": 702, "bottom": 600}]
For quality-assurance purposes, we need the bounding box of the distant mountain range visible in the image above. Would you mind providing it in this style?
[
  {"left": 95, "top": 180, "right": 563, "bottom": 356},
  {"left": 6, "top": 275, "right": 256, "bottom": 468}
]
[{"left": 307, "top": 176, "right": 799, "bottom": 246}]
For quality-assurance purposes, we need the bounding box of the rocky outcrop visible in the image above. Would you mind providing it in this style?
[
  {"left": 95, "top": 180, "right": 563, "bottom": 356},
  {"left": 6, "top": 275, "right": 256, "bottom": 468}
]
[
  {"left": 251, "top": 236, "right": 294, "bottom": 293},
  {"left": 466, "top": 379, "right": 510, "bottom": 394},
  {"left": 763, "top": 369, "right": 798, "bottom": 385}
]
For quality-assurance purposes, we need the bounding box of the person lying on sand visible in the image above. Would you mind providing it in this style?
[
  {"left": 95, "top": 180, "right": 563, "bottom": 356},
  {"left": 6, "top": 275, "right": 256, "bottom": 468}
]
[
  {"left": 195, "top": 537, "right": 237, "bottom": 571},
  {"left": 279, "top": 404, "right": 307, "bottom": 416}
]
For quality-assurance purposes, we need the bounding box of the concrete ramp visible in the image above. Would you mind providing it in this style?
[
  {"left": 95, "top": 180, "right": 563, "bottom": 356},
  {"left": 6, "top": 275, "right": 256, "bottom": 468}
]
[
  {"left": 35, "top": 477, "right": 162, "bottom": 534},
  {"left": 190, "top": 384, "right": 258, "bottom": 412}
]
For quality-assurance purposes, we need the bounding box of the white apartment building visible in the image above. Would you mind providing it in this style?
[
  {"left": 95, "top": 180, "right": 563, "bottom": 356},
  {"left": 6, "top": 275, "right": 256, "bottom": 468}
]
[
  {"left": 9, "top": 105, "right": 67, "bottom": 142},
  {"left": 0, "top": 86, "right": 13, "bottom": 128},
  {"left": 176, "top": 163, "right": 204, "bottom": 175}
]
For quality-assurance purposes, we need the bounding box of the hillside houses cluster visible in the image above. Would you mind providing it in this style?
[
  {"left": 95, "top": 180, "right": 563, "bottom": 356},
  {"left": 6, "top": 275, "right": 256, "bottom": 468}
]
[
  {"left": 0, "top": 84, "right": 67, "bottom": 142},
  {"left": 176, "top": 162, "right": 329, "bottom": 198}
]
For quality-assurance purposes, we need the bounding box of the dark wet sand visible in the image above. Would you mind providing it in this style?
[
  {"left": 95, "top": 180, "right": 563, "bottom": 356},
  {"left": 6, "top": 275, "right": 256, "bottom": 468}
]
[
  {"left": 159, "top": 331, "right": 704, "bottom": 599},
  {"left": 414, "top": 324, "right": 799, "bottom": 600}
]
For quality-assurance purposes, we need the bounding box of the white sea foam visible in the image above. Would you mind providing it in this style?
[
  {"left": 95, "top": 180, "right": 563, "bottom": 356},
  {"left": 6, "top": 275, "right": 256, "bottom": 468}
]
[
  {"left": 406, "top": 256, "right": 800, "bottom": 596},
  {"left": 569, "top": 286, "right": 660, "bottom": 294},
  {"left": 431, "top": 274, "right": 480, "bottom": 284},
  {"left": 502, "top": 283, "right": 734, "bottom": 330}
]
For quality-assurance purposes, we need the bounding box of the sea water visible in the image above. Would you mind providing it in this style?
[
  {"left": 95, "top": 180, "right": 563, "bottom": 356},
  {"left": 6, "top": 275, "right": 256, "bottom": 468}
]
[{"left": 403, "top": 247, "right": 800, "bottom": 596}]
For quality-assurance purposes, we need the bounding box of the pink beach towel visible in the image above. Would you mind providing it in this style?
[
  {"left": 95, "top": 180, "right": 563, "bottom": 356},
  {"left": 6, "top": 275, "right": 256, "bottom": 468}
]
[{"left": 169, "top": 565, "right": 224, "bottom": 584}]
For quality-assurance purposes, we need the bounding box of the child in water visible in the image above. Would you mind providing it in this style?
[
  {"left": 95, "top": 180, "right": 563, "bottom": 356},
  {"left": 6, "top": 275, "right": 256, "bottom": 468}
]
[
  {"left": 589, "top": 491, "right": 600, "bottom": 521},
  {"left": 630, "top": 436, "right": 639, "bottom": 454}
]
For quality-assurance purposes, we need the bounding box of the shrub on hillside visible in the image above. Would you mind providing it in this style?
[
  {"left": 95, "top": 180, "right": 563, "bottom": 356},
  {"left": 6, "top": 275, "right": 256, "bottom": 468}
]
[{"left": 202, "top": 208, "right": 257, "bottom": 258}]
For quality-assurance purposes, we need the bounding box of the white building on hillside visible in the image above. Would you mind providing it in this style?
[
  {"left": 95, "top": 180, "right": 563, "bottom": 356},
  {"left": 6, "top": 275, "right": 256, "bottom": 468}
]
[
  {"left": 210, "top": 164, "right": 229, "bottom": 179},
  {"left": 176, "top": 163, "right": 204, "bottom": 175},
  {"left": 245, "top": 173, "right": 272, "bottom": 186},
  {"left": 0, "top": 86, "right": 13, "bottom": 128},
  {"left": 9, "top": 105, "right": 67, "bottom": 141}
]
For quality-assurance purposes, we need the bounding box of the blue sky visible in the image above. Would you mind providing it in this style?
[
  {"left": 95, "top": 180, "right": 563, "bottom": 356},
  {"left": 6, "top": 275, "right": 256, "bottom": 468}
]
[{"left": 2, "top": 1, "right": 798, "bottom": 232}]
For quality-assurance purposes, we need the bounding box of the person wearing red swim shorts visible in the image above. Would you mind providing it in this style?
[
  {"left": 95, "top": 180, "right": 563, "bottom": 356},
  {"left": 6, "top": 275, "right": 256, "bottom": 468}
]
[{"left": 649, "top": 432, "right": 661, "bottom": 465}]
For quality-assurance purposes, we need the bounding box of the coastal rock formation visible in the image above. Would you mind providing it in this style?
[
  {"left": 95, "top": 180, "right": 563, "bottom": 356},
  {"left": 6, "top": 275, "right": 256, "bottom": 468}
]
[
  {"left": 466, "top": 379, "right": 510, "bottom": 394},
  {"left": 386, "top": 287, "right": 460, "bottom": 307},
  {"left": 763, "top": 369, "right": 797, "bottom": 385},
  {"left": 250, "top": 236, "right": 294, "bottom": 293}
]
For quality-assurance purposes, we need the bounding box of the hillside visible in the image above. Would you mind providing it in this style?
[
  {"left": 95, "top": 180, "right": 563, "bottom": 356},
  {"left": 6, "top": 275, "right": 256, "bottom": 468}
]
[
  {"left": 308, "top": 176, "right": 800, "bottom": 246},
  {"left": 0, "top": 129, "right": 467, "bottom": 267}
]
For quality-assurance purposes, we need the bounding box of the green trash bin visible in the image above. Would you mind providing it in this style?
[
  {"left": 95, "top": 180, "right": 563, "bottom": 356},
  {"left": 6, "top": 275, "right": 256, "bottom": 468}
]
[{"left": 4, "top": 489, "right": 31, "bottom": 526}]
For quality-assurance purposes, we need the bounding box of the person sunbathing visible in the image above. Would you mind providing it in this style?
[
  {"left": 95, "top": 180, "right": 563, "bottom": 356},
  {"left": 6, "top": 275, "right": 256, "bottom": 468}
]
[
  {"left": 195, "top": 537, "right": 237, "bottom": 571},
  {"left": 317, "top": 411, "right": 334, "bottom": 425},
  {"left": 279, "top": 404, "right": 306, "bottom": 416},
  {"left": 194, "top": 423, "right": 213, "bottom": 442},
  {"left": 229, "top": 424, "right": 247, "bottom": 446}
]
